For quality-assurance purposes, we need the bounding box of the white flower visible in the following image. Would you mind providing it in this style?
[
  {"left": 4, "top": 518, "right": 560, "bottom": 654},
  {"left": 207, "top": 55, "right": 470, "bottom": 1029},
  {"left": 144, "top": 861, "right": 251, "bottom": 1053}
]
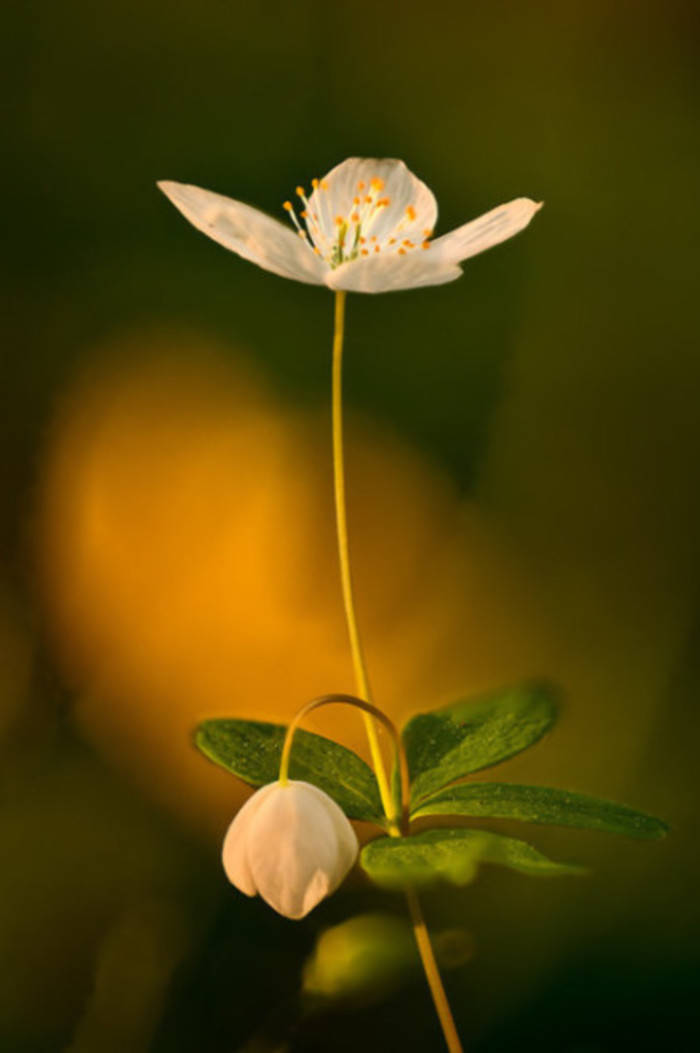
[
  {"left": 222, "top": 780, "right": 359, "bottom": 920},
  {"left": 158, "top": 157, "right": 542, "bottom": 294}
]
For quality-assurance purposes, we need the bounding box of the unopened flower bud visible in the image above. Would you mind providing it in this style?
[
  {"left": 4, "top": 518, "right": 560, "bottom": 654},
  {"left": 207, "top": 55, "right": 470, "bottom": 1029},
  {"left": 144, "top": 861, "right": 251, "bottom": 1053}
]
[{"left": 222, "top": 780, "right": 358, "bottom": 919}]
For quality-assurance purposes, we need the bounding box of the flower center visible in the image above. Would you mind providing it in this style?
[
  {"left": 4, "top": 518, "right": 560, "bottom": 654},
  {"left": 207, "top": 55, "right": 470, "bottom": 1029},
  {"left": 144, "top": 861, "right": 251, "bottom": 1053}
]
[{"left": 283, "top": 175, "right": 432, "bottom": 268}]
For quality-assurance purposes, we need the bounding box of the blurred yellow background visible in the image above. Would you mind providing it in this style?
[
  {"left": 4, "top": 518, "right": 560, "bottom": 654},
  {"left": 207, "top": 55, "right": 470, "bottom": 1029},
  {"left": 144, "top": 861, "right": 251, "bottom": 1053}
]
[
  {"left": 4, "top": 1, "right": 700, "bottom": 1050},
  {"left": 37, "top": 336, "right": 554, "bottom": 833}
]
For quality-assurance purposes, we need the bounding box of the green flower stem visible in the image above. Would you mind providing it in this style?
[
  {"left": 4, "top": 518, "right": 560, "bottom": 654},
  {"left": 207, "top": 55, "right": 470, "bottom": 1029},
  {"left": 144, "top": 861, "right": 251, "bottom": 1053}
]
[
  {"left": 331, "top": 291, "right": 464, "bottom": 1053},
  {"left": 331, "top": 290, "right": 397, "bottom": 831},
  {"left": 406, "top": 889, "right": 464, "bottom": 1053}
]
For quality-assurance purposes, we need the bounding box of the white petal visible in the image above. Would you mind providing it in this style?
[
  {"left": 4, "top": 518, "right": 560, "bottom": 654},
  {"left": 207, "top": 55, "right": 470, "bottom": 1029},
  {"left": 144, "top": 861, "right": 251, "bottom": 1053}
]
[
  {"left": 221, "top": 783, "right": 277, "bottom": 896},
  {"left": 247, "top": 781, "right": 354, "bottom": 919},
  {"left": 301, "top": 869, "right": 332, "bottom": 916},
  {"left": 431, "top": 198, "right": 543, "bottom": 265},
  {"left": 326, "top": 250, "right": 462, "bottom": 294},
  {"left": 157, "top": 181, "right": 328, "bottom": 286},
  {"left": 295, "top": 782, "right": 359, "bottom": 889},
  {"left": 308, "top": 158, "right": 437, "bottom": 246}
]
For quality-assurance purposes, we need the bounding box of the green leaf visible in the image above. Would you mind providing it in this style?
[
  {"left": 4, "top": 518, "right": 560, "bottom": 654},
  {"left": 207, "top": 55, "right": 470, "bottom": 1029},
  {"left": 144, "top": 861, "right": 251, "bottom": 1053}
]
[
  {"left": 403, "top": 682, "right": 559, "bottom": 805},
  {"left": 195, "top": 719, "right": 384, "bottom": 823},
  {"left": 411, "top": 783, "right": 669, "bottom": 839},
  {"left": 360, "top": 827, "right": 585, "bottom": 890}
]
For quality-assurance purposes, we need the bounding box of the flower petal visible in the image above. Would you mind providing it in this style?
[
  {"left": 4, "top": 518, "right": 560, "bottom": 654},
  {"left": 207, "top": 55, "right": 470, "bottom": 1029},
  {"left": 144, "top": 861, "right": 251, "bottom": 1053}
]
[
  {"left": 297, "top": 782, "right": 359, "bottom": 888},
  {"left": 247, "top": 782, "right": 346, "bottom": 919},
  {"left": 326, "top": 250, "right": 462, "bottom": 294},
  {"left": 308, "top": 158, "right": 437, "bottom": 247},
  {"left": 222, "top": 782, "right": 277, "bottom": 896},
  {"left": 301, "top": 869, "right": 332, "bottom": 917},
  {"left": 431, "top": 198, "right": 543, "bottom": 265},
  {"left": 157, "top": 181, "right": 328, "bottom": 286}
]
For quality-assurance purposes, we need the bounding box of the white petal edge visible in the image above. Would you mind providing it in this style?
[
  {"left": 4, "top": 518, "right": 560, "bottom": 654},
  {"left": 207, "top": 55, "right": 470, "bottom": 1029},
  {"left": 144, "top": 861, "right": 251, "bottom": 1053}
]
[
  {"left": 326, "top": 250, "right": 462, "bottom": 293},
  {"left": 431, "top": 198, "right": 543, "bottom": 265},
  {"left": 296, "top": 782, "right": 359, "bottom": 888},
  {"left": 157, "top": 181, "right": 328, "bottom": 286},
  {"left": 222, "top": 783, "right": 277, "bottom": 896},
  {"left": 301, "top": 870, "right": 332, "bottom": 917}
]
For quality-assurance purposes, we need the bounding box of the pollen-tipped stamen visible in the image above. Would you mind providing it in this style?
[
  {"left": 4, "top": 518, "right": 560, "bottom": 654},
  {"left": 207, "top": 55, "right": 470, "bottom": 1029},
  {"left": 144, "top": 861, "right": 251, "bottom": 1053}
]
[
  {"left": 283, "top": 198, "right": 319, "bottom": 257},
  {"left": 283, "top": 172, "right": 428, "bottom": 267}
]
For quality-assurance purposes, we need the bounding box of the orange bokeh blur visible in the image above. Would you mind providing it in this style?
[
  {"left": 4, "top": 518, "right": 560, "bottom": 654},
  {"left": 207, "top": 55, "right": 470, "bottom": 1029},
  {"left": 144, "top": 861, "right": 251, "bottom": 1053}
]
[{"left": 37, "top": 331, "right": 558, "bottom": 837}]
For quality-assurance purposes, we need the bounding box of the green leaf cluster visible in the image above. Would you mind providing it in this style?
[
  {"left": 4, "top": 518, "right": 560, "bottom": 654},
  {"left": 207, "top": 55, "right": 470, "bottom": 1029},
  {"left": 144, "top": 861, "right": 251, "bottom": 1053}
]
[
  {"left": 363, "top": 682, "right": 668, "bottom": 890},
  {"left": 194, "top": 682, "right": 667, "bottom": 894}
]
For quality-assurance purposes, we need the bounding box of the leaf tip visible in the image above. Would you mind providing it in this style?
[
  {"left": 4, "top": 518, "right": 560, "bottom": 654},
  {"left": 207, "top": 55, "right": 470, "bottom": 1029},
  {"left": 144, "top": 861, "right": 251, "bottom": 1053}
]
[{"left": 644, "top": 816, "right": 670, "bottom": 840}]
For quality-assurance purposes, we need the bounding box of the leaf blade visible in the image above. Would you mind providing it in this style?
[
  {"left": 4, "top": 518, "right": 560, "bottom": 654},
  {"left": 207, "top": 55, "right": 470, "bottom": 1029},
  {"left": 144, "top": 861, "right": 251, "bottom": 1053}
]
[
  {"left": 360, "top": 827, "right": 585, "bottom": 890},
  {"left": 404, "top": 682, "right": 559, "bottom": 805},
  {"left": 195, "top": 718, "right": 384, "bottom": 823},
  {"left": 411, "top": 783, "right": 669, "bottom": 839}
]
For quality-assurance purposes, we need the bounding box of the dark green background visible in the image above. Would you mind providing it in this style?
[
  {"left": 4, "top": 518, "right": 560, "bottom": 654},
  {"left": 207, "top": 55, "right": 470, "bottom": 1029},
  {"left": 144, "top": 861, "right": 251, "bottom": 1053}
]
[{"left": 4, "top": 1, "right": 700, "bottom": 1050}]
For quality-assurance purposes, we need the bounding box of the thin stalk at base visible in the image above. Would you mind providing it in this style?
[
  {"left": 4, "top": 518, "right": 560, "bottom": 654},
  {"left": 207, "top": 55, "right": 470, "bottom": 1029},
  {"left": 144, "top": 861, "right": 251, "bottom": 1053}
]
[{"left": 406, "top": 889, "right": 464, "bottom": 1053}]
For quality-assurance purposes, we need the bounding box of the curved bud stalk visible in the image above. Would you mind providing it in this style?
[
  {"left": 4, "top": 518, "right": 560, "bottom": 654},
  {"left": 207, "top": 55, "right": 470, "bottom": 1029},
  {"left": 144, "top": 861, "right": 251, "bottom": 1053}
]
[{"left": 222, "top": 779, "right": 358, "bottom": 920}]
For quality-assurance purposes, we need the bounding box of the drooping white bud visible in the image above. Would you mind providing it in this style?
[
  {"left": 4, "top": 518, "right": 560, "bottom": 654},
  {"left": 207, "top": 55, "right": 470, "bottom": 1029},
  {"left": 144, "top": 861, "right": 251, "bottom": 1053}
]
[{"left": 222, "top": 780, "right": 359, "bottom": 920}]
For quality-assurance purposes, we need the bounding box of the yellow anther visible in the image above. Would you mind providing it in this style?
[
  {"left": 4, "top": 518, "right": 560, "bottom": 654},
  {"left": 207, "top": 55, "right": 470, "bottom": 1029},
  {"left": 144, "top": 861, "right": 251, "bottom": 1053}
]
[
  {"left": 353, "top": 196, "right": 360, "bottom": 205},
  {"left": 283, "top": 201, "right": 293, "bottom": 211},
  {"left": 321, "top": 180, "right": 329, "bottom": 190},
  {"left": 351, "top": 212, "right": 360, "bottom": 223},
  {"left": 300, "top": 210, "right": 308, "bottom": 218},
  {"left": 335, "top": 216, "right": 344, "bottom": 226},
  {"left": 312, "top": 178, "right": 319, "bottom": 189},
  {"left": 361, "top": 249, "right": 369, "bottom": 256},
  {"left": 313, "top": 246, "right": 321, "bottom": 255},
  {"left": 370, "top": 177, "right": 384, "bottom": 190},
  {"left": 398, "top": 247, "right": 406, "bottom": 255},
  {"left": 360, "top": 236, "right": 367, "bottom": 244},
  {"left": 370, "top": 235, "right": 377, "bottom": 242},
  {"left": 374, "top": 245, "right": 380, "bottom": 253},
  {"left": 296, "top": 186, "right": 305, "bottom": 197},
  {"left": 402, "top": 239, "right": 413, "bottom": 246},
  {"left": 357, "top": 181, "right": 366, "bottom": 191},
  {"left": 421, "top": 240, "right": 431, "bottom": 249},
  {"left": 377, "top": 197, "right": 390, "bottom": 207},
  {"left": 298, "top": 230, "right": 307, "bottom": 238},
  {"left": 364, "top": 195, "right": 372, "bottom": 203},
  {"left": 423, "top": 229, "right": 433, "bottom": 237},
  {"left": 388, "top": 237, "right": 397, "bottom": 245},
  {"left": 406, "top": 205, "right": 417, "bottom": 221}
]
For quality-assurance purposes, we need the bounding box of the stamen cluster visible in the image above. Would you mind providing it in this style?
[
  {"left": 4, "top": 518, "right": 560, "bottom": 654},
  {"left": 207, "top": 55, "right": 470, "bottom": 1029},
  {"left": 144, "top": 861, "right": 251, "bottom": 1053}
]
[{"left": 283, "top": 175, "right": 432, "bottom": 269}]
